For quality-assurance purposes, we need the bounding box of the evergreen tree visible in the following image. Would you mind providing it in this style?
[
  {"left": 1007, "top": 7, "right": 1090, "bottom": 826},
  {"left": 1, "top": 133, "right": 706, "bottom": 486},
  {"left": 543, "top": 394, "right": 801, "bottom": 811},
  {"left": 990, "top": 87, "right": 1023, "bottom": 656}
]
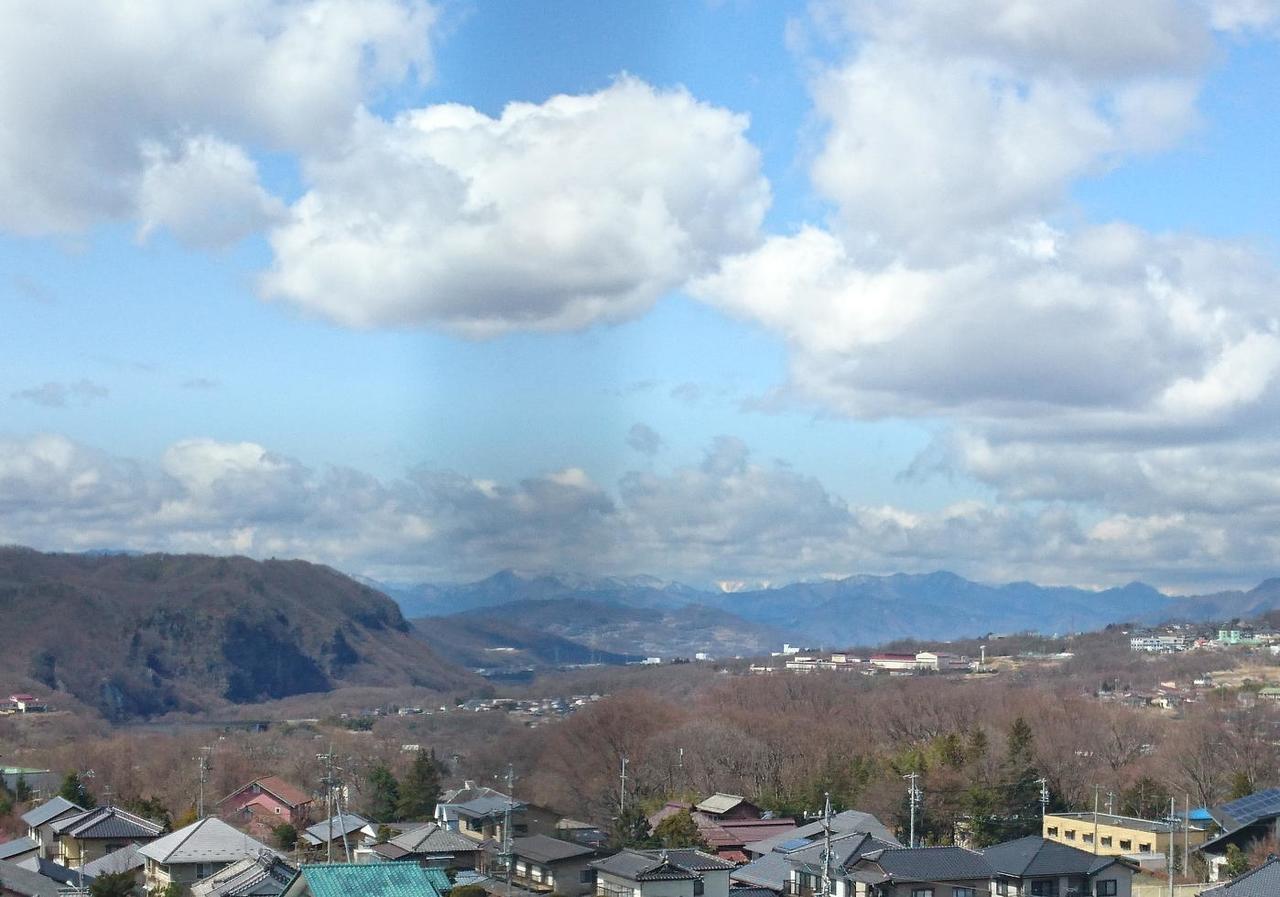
[
  {"left": 89, "top": 870, "right": 139, "bottom": 897},
  {"left": 13, "top": 773, "right": 31, "bottom": 803},
  {"left": 367, "top": 764, "right": 401, "bottom": 822},
  {"left": 1228, "top": 771, "right": 1253, "bottom": 801},
  {"left": 1224, "top": 844, "right": 1250, "bottom": 878},
  {"left": 395, "top": 750, "right": 442, "bottom": 821},
  {"left": 610, "top": 802, "right": 653, "bottom": 849},
  {"left": 653, "top": 809, "right": 707, "bottom": 849},
  {"left": 273, "top": 822, "right": 298, "bottom": 851},
  {"left": 1000, "top": 717, "right": 1041, "bottom": 838},
  {"left": 59, "top": 772, "right": 97, "bottom": 809}
]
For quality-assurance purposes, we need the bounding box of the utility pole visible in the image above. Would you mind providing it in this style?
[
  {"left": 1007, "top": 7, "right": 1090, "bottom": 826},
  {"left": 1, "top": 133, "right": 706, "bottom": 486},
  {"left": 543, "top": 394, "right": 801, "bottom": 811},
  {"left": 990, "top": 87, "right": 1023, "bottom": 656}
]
[
  {"left": 904, "top": 773, "right": 921, "bottom": 848},
  {"left": 502, "top": 764, "right": 515, "bottom": 897},
  {"left": 196, "top": 747, "right": 213, "bottom": 819},
  {"left": 819, "top": 792, "right": 834, "bottom": 897},
  {"left": 619, "top": 757, "right": 629, "bottom": 815},
  {"left": 1093, "top": 785, "right": 1101, "bottom": 855},
  {"left": 1036, "top": 778, "right": 1049, "bottom": 825},
  {"left": 1106, "top": 791, "right": 1115, "bottom": 816},
  {"left": 1184, "top": 793, "right": 1190, "bottom": 880},
  {"left": 1164, "top": 797, "right": 1178, "bottom": 897},
  {"left": 318, "top": 745, "right": 337, "bottom": 864}
]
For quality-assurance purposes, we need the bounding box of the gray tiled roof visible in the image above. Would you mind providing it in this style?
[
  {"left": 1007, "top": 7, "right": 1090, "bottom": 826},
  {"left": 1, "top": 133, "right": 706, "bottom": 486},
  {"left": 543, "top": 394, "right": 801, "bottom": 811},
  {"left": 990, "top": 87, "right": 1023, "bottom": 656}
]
[
  {"left": 190, "top": 851, "right": 297, "bottom": 897},
  {"left": 0, "top": 837, "right": 38, "bottom": 861},
  {"left": 454, "top": 794, "right": 526, "bottom": 819},
  {"left": 859, "top": 846, "right": 994, "bottom": 882},
  {"left": 1200, "top": 857, "right": 1280, "bottom": 897},
  {"left": 388, "top": 822, "right": 480, "bottom": 854},
  {"left": 983, "top": 836, "right": 1125, "bottom": 878},
  {"left": 0, "top": 859, "right": 64, "bottom": 897},
  {"left": 732, "top": 852, "right": 792, "bottom": 890},
  {"left": 139, "top": 817, "right": 274, "bottom": 865},
  {"left": 512, "top": 835, "right": 595, "bottom": 864},
  {"left": 51, "top": 806, "right": 164, "bottom": 840},
  {"left": 788, "top": 832, "right": 898, "bottom": 873},
  {"left": 746, "top": 811, "right": 897, "bottom": 856},
  {"left": 81, "top": 842, "right": 146, "bottom": 877},
  {"left": 19, "top": 797, "right": 83, "bottom": 829},
  {"left": 593, "top": 849, "right": 733, "bottom": 882},
  {"left": 302, "top": 813, "right": 370, "bottom": 845},
  {"left": 15, "top": 856, "right": 85, "bottom": 886}
]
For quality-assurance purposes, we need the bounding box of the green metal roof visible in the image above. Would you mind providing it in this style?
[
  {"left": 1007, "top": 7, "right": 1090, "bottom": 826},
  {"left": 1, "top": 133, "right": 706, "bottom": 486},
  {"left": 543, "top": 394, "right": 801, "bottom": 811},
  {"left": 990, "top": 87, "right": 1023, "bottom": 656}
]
[
  {"left": 296, "top": 863, "right": 444, "bottom": 897},
  {"left": 423, "top": 868, "right": 451, "bottom": 893}
]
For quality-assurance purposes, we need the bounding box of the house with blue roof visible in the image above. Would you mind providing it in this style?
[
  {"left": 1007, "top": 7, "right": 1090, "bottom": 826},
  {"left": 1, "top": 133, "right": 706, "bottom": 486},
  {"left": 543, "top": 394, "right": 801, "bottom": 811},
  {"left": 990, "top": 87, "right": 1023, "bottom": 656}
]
[{"left": 281, "top": 862, "right": 445, "bottom": 897}]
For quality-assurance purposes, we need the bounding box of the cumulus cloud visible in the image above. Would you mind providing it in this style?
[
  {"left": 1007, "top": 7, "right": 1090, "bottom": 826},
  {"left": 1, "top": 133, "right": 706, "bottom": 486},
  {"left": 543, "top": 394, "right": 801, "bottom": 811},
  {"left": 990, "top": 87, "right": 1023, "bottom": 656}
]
[
  {"left": 137, "top": 136, "right": 285, "bottom": 248},
  {"left": 0, "top": 0, "right": 434, "bottom": 237},
  {"left": 626, "top": 423, "right": 664, "bottom": 457},
  {"left": 7, "top": 432, "right": 1280, "bottom": 589},
  {"left": 262, "top": 78, "right": 769, "bottom": 335},
  {"left": 11, "top": 380, "right": 110, "bottom": 408}
]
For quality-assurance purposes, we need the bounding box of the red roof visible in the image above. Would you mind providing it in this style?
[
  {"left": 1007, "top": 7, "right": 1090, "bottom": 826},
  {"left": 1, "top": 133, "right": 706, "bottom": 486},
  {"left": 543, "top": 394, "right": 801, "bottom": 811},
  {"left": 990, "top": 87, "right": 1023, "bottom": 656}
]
[
  {"left": 10, "top": 694, "right": 37, "bottom": 702},
  {"left": 220, "top": 775, "right": 312, "bottom": 809},
  {"left": 870, "top": 653, "right": 916, "bottom": 661}
]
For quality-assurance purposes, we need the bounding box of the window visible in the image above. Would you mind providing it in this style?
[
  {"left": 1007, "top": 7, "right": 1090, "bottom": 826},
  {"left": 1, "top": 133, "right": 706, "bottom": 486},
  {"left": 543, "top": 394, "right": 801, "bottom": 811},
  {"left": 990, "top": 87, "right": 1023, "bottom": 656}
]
[
  {"left": 580, "top": 870, "right": 596, "bottom": 885},
  {"left": 1065, "top": 830, "right": 1076, "bottom": 840},
  {"left": 995, "top": 882, "right": 1008, "bottom": 896},
  {"left": 911, "top": 890, "right": 934, "bottom": 897},
  {"left": 1100, "top": 836, "right": 1112, "bottom": 848},
  {"left": 1083, "top": 833, "right": 1094, "bottom": 844},
  {"left": 953, "top": 888, "right": 976, "bottom": 897},
  {"left": 1030, "top": 880, "right": 1058, "bottom": 897},
  {"left": 1095, "top": 880, "right": 1117, "bottom": 897},
  {"left": 694, "top": 881, "right": 705, "bottom": 896},
  {"left": 1118, "top": 840, "right": 1131, "bottom": 851},
  {"left": 1139, "top": 843, "right": 1151, "bottom": 853},
  {"left": 1046, "top": 827, "right": 1058, "bottom": 836}
]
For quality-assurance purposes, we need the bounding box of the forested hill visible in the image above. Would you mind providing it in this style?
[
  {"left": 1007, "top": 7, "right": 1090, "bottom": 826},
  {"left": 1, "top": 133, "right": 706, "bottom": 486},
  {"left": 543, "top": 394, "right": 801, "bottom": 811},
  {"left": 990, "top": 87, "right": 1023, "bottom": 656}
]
[{"left": 0, "top": 548, "right": 475, "bottom": 720}]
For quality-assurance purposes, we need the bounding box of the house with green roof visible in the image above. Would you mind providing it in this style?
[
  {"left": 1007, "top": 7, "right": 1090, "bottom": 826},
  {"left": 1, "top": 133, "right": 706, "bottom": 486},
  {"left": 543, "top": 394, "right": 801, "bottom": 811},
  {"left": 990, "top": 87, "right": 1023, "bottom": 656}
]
[{"left": 282, "top": 862, "right": 445, "bottom": 897}]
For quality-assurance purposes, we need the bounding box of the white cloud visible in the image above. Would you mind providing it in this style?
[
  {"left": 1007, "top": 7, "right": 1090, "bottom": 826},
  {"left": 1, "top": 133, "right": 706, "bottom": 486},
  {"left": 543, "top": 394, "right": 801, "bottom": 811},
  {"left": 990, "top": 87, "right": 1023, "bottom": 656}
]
[
  {"left": 137, "top": 136, "right": 285, "bottom": 248},
  {"left": 1208, "top": 0, "right": 1280, "bottom": 33},
  {"left": 11, "top": 380, "right": 110, "bottom": 408},
  {"left": 7, "top": 432, "right": 1280, "bottom": 589},
  {"left": 0, "top": 0, "right": 434, "bottom": 237},
  {"left": 262, "top": 78, "right": 769, "bottom": 335}
]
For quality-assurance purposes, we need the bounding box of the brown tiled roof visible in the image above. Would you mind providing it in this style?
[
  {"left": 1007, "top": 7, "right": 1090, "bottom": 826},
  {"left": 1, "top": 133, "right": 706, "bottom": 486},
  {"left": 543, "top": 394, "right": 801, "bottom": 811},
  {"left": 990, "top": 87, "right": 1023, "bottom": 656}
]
[{"left": 220, "top": 776, "right": 312, "bottom": 809}]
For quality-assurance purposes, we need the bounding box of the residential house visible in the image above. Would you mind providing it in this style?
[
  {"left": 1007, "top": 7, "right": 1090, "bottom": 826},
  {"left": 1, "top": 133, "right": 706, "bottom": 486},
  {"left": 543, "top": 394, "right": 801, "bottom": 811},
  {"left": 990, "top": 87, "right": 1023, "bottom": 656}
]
[
  {"left": 1041, "top": 812, "right": 1209, "bottom": 857},
  {"left": 1198, "top": 856, "right": 1280, "bottom": 897},
  {"left": 80, "top": 843, "right": 146, "bottom": 890},
  {"left": 846, "top": 846, "right": 995, "bottom": 897},
  {"left": 11, "top": 857, "right": 86, "bottom": 891},
  {"left": 767, "top": 831, "right": 902, "bottom": 897},
  {"left": 370, "top": 822, "right": 485, "bottom": 869},
  {"left": 744, "top": 811, "right": 899, "bottom": 861},
  {"left": 19, "top": 797, "right": 83, "bottom": 859},
  {"left": 51, "top": 805, "right": 165, "bottom": 868},
  {"left": 0, "top": 859, "right": 62, "bottom": 897},
  {"left": 218, "top": 777, "right": 315, "bottom": 839},
  {"left": 591, "top": 848, "right": 734, "bottom": 897},
  {"left": 300, "top": 813, "right": 378, "bottom": 859},
  {"left": 436, "top": 783, "right": 560, "bottom": 847},
  {"left": 649, "top": 795, "right": 796, "bottom": 863},
  {"left": 190, "top": 851, "right": 298, "bottom": 897},
  {"left": 500, "top": 834, "right": 602, "bottom": 897},
  {"left": 7, "top": 696, "right": 46, "bottom": 714},
  {"left": 558, "top": 819, "right": 610, "bottom": 850},
  {"left": 983, "top": 836, "right": 1136, "bottom": 897},
  {"left": 0, "top": 842, "right": 37, "bottom": 866},
  {"left": 280, "top": 862, "right": 445, "bottom": 897},
  {"left": 1201, "top": 789, "right": 1280, "bottom": 860},
  {"left": 138, "top": 816, "right": 276, "bottom": 893}
]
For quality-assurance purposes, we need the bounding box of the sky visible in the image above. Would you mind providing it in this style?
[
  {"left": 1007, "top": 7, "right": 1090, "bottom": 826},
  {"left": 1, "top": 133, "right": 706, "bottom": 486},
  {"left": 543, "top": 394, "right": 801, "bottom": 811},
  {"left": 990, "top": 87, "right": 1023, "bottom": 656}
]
[{"left": 3, "top": 0, "right": 1280, "bottom": 592}]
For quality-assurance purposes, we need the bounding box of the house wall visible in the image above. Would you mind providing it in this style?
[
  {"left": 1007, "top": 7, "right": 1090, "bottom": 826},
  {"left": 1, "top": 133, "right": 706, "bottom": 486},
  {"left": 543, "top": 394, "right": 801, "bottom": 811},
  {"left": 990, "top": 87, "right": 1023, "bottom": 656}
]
[
  {"left": 60, "top": 836, "right": 137, "bottom": 867},
  {"left": 145, "top": 858, "right": 235, "bottom": 890},
  {"left": 1042, "top": 816, "right": 1210, "bottom": 856},
  {"left": 877, "top": 877, "right": 992, "bottom": 897}
]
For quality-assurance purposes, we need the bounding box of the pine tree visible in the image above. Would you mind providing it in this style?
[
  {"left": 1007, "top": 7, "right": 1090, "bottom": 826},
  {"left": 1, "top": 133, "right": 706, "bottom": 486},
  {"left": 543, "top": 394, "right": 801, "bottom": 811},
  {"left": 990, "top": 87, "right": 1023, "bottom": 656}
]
[
  {"left": 653, "top": 809, "right": 707, "bottom": 849},
  {"left": 395, "top": 750, "right": 442, "bottom": 821},
  {"left": 59, "top": 772, "right": 97, "bottom": 809},
  {"left": 610, "top": 802, "right": 653, "bottom": 849},
  {"left": 368, "top": 764, "right": 401, "bottom": 822},
  {"left": 1001, "top": 717, "right": 1040, "bottom": 838}
]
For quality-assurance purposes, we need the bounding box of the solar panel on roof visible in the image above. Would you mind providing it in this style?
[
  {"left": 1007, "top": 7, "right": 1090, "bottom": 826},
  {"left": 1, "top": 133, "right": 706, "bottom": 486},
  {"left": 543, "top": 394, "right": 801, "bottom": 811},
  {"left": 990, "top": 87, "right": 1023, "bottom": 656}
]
[
  {"left": 1220, "top": 788, "right": 1280, "bottom": 826},
  {"left": 778, "top": 838, "right": 812, "bottom": 852}
]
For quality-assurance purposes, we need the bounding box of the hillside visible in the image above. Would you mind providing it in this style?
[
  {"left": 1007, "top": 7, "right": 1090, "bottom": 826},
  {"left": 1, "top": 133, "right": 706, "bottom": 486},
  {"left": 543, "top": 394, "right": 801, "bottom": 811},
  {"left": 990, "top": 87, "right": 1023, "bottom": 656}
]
[
  {"left": 417, "top": 597, "right": 781, "bottom": 659},
  {"left": 0, "top": 548, "right": 475, "bottom": 720},
  {"left": 411, "top": 613, "right": 643, "bottom": 671}
]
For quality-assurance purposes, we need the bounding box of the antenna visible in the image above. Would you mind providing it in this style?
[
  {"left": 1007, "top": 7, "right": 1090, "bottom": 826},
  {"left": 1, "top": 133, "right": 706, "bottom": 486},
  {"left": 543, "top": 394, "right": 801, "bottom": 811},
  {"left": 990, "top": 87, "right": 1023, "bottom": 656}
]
[{"left": 903, "top": 773, "right": 921, "bottom": 848}]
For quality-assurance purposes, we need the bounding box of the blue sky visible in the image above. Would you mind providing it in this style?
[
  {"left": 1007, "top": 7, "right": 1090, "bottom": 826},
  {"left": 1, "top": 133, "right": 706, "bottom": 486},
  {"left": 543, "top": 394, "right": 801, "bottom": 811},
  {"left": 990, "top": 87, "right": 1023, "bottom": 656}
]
[{"left": 3, "top": 1, "right": 1280, "bottom": 591}]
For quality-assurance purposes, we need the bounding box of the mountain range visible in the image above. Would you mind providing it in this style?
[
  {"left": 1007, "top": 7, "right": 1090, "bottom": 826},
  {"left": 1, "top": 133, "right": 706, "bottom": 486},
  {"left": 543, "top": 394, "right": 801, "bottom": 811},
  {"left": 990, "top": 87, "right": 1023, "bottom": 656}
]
[{"left": 388, "top": 568, "right": 1280, "bottom": 653}]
